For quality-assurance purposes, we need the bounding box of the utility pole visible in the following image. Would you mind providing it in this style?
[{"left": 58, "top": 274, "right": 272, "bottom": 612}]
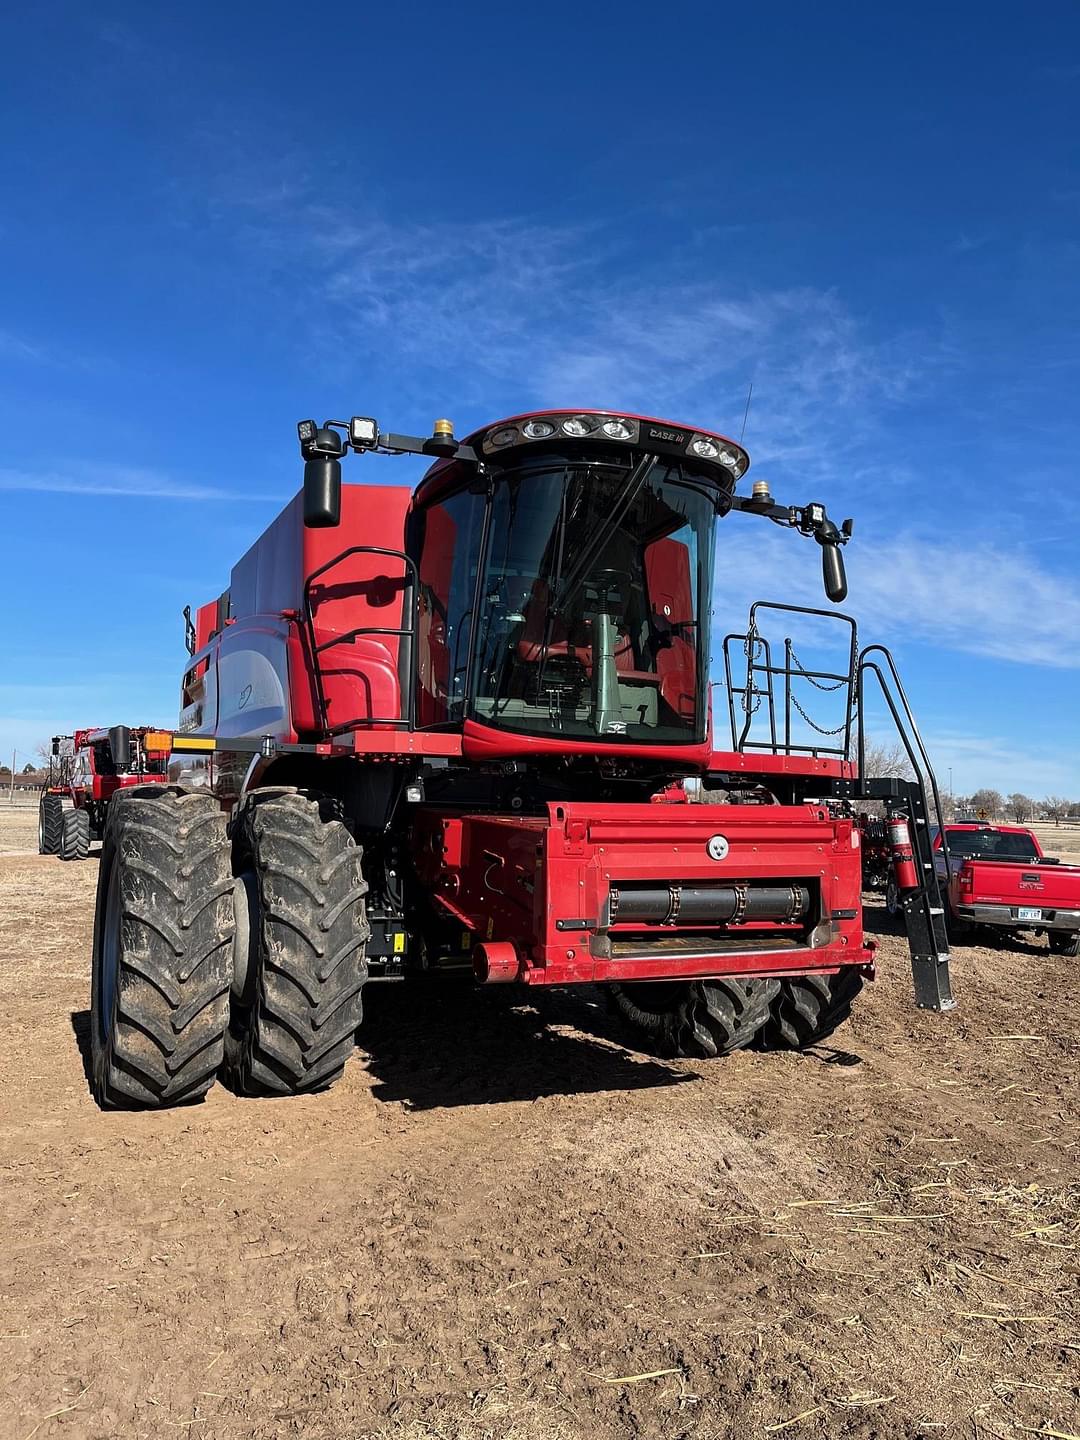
[{"left": 8, "top": 748, "right": 14, "bottom": 806}]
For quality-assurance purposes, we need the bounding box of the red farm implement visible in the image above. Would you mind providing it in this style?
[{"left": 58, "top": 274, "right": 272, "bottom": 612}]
[
  {"left": 88, "top": 409, "right": 954, "bottom": 1108},
  {"left": 40, "top": 726, "right": 169, "bottom": 861}
]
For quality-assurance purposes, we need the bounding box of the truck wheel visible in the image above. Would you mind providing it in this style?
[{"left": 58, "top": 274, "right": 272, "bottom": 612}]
[
  {"left": 609, "top": 978, "right": 780, "bottom": 1059},
  {"left": 755, "top": 969, "right": 864, "bottom": 1050},
  {"left": 39, "top": 795, "right": 65, "bottom": 854},
  {"left": 224, "top": 790, "right": 369, "bottom": 1097},
  {"left": 59, "top": 807, "right": 91, "bottom": 861},
  {"left": 90, "top": 788, "right": 233, "bottom": 1108},
  {"left": 885, "top": 875, "right": 901, "bottom": 920},
  {"left": 1048, "top": 931, "right": 1080, "bottom": 958}
]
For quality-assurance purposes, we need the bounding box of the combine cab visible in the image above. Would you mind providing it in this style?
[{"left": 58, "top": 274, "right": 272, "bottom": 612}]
[
  {"left": 40, "top": 726, "right": 170, "bottom": 860},
  {"left": 89, "top": 409, "right": 954, "bottom": 1108}
]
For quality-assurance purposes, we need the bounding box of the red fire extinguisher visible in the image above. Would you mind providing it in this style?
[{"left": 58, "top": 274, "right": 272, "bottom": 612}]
[{"left": 888, "top": 816, "right": 919, "bottom": 891}]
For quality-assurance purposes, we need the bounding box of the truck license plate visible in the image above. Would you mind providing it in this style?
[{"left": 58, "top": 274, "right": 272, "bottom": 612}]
[{"left": 1018, "top": 907, "right": 1043, "bottom": 922}]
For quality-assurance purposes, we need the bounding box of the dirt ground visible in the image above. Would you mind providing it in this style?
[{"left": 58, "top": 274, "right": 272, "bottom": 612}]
[{"left": 1, "top": 800, "right": 1078, "bottom": 1440}]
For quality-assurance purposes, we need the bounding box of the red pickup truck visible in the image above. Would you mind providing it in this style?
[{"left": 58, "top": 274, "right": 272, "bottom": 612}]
[{"left": 923, "top": 823, "right": 1080, "bottom": 955}]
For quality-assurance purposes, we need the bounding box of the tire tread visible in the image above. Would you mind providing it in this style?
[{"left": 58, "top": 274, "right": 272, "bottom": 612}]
[
  {"left": 756, "top": 969, "right": 864, "bottom": 1050},
  {"left": 225, "top": 791, "right": 368, "bottom": 1097},
  {"left": 611, "top": 977, "right": 779, "bottom": 1058},
  {"left": 90, "top": 788, "right": 233, "bottom": 1108}
]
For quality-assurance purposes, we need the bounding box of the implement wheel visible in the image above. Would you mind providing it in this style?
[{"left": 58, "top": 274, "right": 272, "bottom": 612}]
[
  {"left": 755, "top": 969, "right": 864, "bottom": 1051},
  {"left": 39, "top": 794, "right": 66, "bottom": 855},
  {"left": 609, "top": 978, "right": 780, "bottom": 1059},
  {"left": 59, "top": 806, "right": 90, "bottom": 861},
  {"left": 224, "top": 790, "right": 369, "bottom": 1097},
  {"left": 90, "top": 788, "right": 233, "bottom": 1108}
]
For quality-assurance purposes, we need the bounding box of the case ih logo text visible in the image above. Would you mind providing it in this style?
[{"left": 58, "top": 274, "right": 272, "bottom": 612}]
[{"left": 647, "top": 426, "right": 686, "bottom": 445}]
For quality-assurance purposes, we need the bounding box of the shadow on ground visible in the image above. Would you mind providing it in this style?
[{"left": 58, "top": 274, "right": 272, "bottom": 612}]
[
  {"left": 70, "top": 1009, "right": 94, "bottom": 1092},
  {"left": 359, "top": 981, "right": 695, "bottom": 1111}
]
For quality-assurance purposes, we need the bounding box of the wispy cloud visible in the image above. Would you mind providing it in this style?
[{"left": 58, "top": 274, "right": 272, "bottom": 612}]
[
  {"left": 267, "top": 212, "right": 949, "bottom": 485},
  {"left": 0, "top": 463, "right": 279, "bottom": 502},
  {"left": 0, "top": 329, "right": 48, "bottom": 363},
  {"left": 922, "top": 731, "right": 1077, "bottom": 797},
  {"left": 716, "top": 527, "right": 1080, "bottom": 671}
]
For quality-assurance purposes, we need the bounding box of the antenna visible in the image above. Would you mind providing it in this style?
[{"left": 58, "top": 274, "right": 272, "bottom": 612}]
[{"left": 739, "top": 381, "right": 754, "bottom": 445}]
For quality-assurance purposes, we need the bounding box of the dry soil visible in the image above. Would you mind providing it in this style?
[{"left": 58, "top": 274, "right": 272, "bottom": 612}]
[{"left": 1, "top": 801, "right": 1078, "bottom": 1440}]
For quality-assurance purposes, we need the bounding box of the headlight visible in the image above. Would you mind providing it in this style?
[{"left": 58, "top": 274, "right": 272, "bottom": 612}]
[
  {"left": 349, "top": 416, "right": 379, "bottom": 448},
  {"left": 690, "top": 436, "right": 720, "bottom": 459},
  {"left": 562, "top": 414, "right": 598, "bottom": 437},
  {"left": 488, "top": 426, "right": 519, "bottom": 447},
  {"left": 522, "top": 419, "right": 556, "bottom": 439},
  {"left": 718, "top": 448, "right": 743, "bottom": 474},
  {"left": 601, "top": 418, "right": 634, "bottom": 440}
]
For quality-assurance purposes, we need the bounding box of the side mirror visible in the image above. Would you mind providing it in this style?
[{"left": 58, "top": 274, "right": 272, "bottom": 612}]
[
  {"left": 302, "top": 426, "right": 344, "bottom": 529},
  {"left": 304, "top": 457, "right": 342, "bottom": 528},
  {"left": 821, "top": 540, "right": 848, "bottom": 603}
]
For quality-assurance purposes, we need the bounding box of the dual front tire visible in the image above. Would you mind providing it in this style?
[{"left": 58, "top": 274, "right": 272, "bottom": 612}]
[{"left": 89, "top": 787, "right": 369, "bottom": 1109}]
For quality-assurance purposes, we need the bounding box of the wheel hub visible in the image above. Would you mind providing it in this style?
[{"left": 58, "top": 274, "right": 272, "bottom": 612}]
[{"left": 231, "top": 870, "right": 258, "bottom": 1002}]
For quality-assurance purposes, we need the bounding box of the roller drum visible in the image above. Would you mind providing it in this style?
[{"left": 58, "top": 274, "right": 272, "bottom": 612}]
[{"left": 610, "top": 883, "right": 809, "bottom": 926}]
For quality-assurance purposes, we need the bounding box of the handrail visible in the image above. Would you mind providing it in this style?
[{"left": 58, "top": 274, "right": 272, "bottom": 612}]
[
  {"left": 722, "top": 602, "right": 858, "bottom": 758},
  {"left": 302, "top": 545, "right": 419, "bottom": 734},
  {"left": 856, "top": 645, "right": 951, "bottom": 877}
]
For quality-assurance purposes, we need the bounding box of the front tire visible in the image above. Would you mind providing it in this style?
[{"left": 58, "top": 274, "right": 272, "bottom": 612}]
[
  {"left": 224, "top": 790, "right": 369, "bottom": 1097},
  {"left": 90, "top": 788, "right": 233, "bottom": 1108},
  {"left": 755, "top": 969, "right": 865, "bottom": 1051},
  {"left": 609, "top": 978, "right": 780, "bottom": 1058}
]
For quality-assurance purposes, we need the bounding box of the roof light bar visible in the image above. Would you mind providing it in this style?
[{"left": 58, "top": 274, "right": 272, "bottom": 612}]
[{"left": 479, "top": 412, "right": 748, "bottom": 480}]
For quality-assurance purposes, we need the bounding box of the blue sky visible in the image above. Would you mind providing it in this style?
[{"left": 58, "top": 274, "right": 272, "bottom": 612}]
[{"left": 1, "top": 2, "right": 1078, "bottom": 796}]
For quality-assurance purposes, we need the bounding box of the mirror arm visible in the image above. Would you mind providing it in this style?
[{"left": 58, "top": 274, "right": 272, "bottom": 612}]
[{"left": 729, "top": 492, "right": 852, "bottom": 604}]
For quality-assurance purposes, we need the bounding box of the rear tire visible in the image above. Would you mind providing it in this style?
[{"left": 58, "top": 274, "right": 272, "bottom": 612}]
[
  {"left": 224, "top": 790, "right": 369, "bottom": 1097},
  {"left": 1048, "top": 931, "right": 1080, "bottom": 958},
  {"left": 90, "top": 788, "right": 233, "bottom": 1108},
  {"left": 59, "top": 807, "right": 90, "bottom": 861},
  {"left": 755, "top": 969, "right": 865, "bottom": 1051},
  {"left": 609, "top": 977, "right": 780, "bottom": 1058},
  {"left": 39, "top": 795, "right": 65, "bottom": 854}
]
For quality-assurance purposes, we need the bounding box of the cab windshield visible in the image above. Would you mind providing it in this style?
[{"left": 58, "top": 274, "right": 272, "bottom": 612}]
[{"left": 469, "top": 454, "right": 716, "bottom": 742}]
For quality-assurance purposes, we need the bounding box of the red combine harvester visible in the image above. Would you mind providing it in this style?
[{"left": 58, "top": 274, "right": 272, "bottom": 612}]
[
  {"left": 89, "top": 409, "right": 954, "bottom": 1108},
  {"left": 40, "top": 727, "right": 169, "bottom": 860}
]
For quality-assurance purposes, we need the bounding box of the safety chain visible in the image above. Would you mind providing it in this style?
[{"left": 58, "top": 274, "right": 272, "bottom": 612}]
[
  {"left": 790, "top": 686, "right": 857, "bottom": 736},
  {"left": 741, "top": 628, "right": 766, "bottom": 716},
  {"left": 788, "top": 643, "right": 847, "bottom": 692}
]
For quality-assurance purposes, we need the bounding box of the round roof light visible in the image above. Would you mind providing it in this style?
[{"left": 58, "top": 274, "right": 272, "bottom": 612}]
[
  {"left": 601, "top": 418, "right": 633, "bottom": 440},
  {"left": 488, "top": 426, "right": 519, "bottom": 447},
  {"left": 690, "top": 436, "right": 720, "bottom": 459},
  {"left": 522, "top": 419, "right": 556, "bottom": 439},
  {"left": 718, "top": 449, "right": 741, "bottom": 470},
  {"left": 562, "top": 414, "right": 599, "bottom": 437}
]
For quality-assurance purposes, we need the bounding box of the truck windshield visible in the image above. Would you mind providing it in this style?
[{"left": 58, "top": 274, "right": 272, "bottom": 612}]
[
  {"left": 470, "top": 454, "right": 716, "bottom": 742},
  {"left": 946, "top": 829, "right": 1040, "bottom": 861}
]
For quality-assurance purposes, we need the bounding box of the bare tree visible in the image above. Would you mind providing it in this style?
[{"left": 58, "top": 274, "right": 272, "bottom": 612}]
[
  {"left": 1042, "top": 795, "right": 1071, "bottom": 825},
  {"left": 860, "top": 738, "right": 915, "bottom": 781},
  {"left": 1007, "top": 792, "right": 1035, "bottom": 823},
  {"left": 969, "top": 788, "right": 1004, "bottom": 819}
]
